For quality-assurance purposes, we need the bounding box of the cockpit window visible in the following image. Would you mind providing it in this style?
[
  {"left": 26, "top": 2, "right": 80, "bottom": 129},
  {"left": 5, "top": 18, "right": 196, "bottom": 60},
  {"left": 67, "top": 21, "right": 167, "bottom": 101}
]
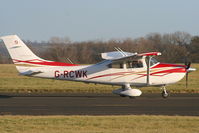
[
  {"left": 108, "top": 60, "right": 144, "bottom": 69},
  {"left": 108, "top": 62, "right": 123, "bottom": 69},
  {"left": 127, "top": 60, "right": 143, "bottom": 68},
  {"left": 150, "top": 57, "right": 158, "bottom": 66}
]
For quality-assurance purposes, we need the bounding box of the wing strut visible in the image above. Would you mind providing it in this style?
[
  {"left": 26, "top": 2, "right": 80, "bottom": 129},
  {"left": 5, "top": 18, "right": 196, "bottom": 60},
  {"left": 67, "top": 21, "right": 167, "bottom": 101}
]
[
  {"left": 146, "top": 56, "right": 152, "bottom": 85},
  {"left": 66, "top": 58, "right": 74, "bottom": 64},
  {"left": 114, "top": 47, "right": 127, "bottom": 57}
]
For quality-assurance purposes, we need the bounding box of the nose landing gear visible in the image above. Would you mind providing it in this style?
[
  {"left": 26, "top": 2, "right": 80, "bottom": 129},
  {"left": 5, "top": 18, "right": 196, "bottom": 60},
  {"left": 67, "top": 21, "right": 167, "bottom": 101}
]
[{"left": 161, "top": 86, "right": 169, "bottom": 98}]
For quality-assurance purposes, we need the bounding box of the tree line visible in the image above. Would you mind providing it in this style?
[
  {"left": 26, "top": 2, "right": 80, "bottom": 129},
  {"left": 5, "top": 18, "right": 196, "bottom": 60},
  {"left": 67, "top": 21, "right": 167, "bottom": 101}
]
[{"left": 0, "top": 31, "right": 199, "bottom": 64}]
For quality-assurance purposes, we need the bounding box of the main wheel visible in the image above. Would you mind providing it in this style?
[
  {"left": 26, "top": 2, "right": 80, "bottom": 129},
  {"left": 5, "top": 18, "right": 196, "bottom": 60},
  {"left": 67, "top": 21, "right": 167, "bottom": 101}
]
[
  {"left": 120, "top": 94, "right": 126, "bottom": 97},
  {"left": 161, "top": 90, "right": 169, "bottom": 98}
]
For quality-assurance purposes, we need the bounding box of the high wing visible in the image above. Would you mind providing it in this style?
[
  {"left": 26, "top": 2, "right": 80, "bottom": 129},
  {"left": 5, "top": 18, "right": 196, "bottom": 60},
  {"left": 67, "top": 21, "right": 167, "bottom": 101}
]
[
  {"left": 101, "top": 51, "right": 161, "bottom": 61},
  {"left": 101, "top": 51, "right": 137, "bottom": 60},
  {"left": 101, "top": 51, "right": 162, "bottom": 86}
]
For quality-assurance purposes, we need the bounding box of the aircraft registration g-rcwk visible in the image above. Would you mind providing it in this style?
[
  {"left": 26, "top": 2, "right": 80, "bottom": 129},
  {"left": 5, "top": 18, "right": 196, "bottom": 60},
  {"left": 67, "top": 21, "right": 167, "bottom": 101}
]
[{"left": 0, "top": 35, "right": 196, "bottom": 98}]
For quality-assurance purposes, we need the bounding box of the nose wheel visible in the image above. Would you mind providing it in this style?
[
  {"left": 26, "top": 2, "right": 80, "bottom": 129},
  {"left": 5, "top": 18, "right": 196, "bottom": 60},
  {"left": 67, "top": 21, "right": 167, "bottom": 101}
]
[{"left": 161, "top": 86, "right": 169, "bottom": 98}]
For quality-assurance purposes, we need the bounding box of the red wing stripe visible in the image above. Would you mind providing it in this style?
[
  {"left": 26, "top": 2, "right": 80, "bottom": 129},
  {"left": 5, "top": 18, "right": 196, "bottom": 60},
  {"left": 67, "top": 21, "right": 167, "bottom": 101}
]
[{"left": 138, "top": 52, "right": 161, "bottom": 56}]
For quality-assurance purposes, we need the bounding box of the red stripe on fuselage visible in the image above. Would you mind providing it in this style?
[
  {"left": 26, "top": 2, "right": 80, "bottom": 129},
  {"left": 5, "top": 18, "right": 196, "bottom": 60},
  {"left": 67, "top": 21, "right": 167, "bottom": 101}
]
[
  {"left": 87, "top": 71, "right": 132, "bottom": 80},
  {"left": 152, "top": 63, "right": 186, "bottom": 69},
  {"left": 13, "top": 59, "right": 79, "bottom": 66},
  {"left": 88, "top": 64, "right": 186, "bottom": 80},
  {"left": 131, "top": 67, "right": 186, "bottom": 80}
]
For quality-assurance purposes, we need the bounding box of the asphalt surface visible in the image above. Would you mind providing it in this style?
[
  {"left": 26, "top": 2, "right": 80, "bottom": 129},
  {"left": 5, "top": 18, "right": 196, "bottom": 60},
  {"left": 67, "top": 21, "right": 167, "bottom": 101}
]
[{"left": 0, "top": 93, "right": 198, "bottom": 116}]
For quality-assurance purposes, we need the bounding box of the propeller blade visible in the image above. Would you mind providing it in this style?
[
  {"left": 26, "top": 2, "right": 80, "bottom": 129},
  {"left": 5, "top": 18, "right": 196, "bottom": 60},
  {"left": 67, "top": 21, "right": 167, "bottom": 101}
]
[
  {"left": 186, "top": 72, "right": 188, "bottom": 88},
  {"left": 184, "top": 56, "right": 191, "bottom": 69},
  {"left": 184, "top": 57, "right": 191, "bottom": 88},
  {"left": 186, "top": 62, "right": 191, "bottom": 69}
]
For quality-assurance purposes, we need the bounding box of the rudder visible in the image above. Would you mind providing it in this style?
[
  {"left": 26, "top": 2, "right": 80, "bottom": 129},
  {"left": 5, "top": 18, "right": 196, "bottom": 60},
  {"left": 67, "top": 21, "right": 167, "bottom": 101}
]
[
  {"left": 0, "top": 35, "right": 47, "bottom": 73},
  {"left": 0, "top": 35, "right": 42, "bottom": 63}
]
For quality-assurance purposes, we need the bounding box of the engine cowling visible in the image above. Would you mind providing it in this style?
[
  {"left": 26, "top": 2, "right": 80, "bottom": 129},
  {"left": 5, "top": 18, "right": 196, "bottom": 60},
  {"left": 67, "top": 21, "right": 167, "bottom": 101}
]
[{"left": 112, "top": 88, "right": 142, "bottom": 97}]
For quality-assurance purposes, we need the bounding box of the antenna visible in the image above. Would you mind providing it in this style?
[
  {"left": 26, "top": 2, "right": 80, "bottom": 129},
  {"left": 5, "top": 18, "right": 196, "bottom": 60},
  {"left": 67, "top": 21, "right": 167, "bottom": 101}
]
[
  {"left": 117, "top": 47, "right": 128, "bottom": 56},
  {"left": 114, "top": 47, "right": 127, "bottom": 57},
  {"left": 66, "top": 58, "right": 74, "bottom": 64}
]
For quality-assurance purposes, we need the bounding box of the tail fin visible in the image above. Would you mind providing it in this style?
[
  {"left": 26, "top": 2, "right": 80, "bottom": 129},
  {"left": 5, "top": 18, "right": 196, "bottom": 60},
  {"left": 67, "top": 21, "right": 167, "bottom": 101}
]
[
  {"left": 0, "top": 35, "right": 78, "bottom": 74},
  {"left": 0, "top": 35, "right": 42, "bottom": 62},
  {"left": 0, "top": 35, "right": 46, "bottom": 73}
]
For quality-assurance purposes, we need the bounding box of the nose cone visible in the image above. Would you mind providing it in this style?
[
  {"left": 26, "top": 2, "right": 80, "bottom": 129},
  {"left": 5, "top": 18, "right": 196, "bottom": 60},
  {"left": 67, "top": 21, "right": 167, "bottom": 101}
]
[{"left": 187, "top": 67, "right": 196, "bottom": 73}]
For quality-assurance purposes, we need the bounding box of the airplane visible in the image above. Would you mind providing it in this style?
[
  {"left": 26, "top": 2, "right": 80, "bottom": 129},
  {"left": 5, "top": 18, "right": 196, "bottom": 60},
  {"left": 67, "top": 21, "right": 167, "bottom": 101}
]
[{"left": 0, "top": 35, "right": 196, "bottom": 98}]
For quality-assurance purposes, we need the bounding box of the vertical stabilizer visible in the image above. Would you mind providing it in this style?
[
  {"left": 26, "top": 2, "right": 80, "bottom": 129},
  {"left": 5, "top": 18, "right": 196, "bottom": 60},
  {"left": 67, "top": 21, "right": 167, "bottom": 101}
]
[
  {"left": 0, "top": 35, "right": 45, "bottom": 73},
  {"left": 0, "top": 35, "right": 42, "bottom": 62},
  {"left": 0, "top": 35, "right": 78, "bottom": 74}
]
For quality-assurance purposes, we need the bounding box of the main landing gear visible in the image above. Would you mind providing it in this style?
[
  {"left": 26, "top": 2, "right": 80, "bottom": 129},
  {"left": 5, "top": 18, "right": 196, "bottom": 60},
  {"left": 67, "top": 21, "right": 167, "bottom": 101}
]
[
  {"left": 161, "top": 86, "right": 169, "bottom": 98},
  {"left": 112, "top": 84, "right": 142, "bottom": 98}
]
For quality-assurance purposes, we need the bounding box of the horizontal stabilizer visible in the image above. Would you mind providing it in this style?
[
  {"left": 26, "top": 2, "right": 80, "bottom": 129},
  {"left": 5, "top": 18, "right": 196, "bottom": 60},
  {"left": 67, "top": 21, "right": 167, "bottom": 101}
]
[{"left": 20, "top": 70, "right": 43, "bottom": 76}]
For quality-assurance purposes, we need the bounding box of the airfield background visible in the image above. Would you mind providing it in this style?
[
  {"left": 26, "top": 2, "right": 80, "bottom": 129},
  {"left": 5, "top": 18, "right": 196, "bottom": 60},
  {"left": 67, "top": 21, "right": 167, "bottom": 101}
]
[{"left": 0, "top": 31, "right": 199, "bottom": 64}]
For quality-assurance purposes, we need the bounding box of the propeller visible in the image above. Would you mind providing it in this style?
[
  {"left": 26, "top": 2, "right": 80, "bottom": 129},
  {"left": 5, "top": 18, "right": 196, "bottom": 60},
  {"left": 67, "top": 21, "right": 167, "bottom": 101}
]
[
  {"left": 185, "top": 70, "right": 188, "bottom": 88},
  {"left": 184, "top": 59, "right": 191, "bottom": 88}
]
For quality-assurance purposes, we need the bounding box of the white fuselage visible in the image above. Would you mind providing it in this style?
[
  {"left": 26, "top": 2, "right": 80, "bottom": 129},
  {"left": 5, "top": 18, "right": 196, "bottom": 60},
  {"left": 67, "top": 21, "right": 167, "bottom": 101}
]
[
  {"left": 28, "top": 59, "right": 186, "bottom": 87},
  {"left": 1, "top": 35, "right": 195, "bottom": 97}
]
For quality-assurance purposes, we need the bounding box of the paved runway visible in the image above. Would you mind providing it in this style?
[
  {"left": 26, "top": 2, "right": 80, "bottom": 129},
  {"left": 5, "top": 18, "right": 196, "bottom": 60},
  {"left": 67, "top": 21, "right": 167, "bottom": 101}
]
[{"left": 0, "top": 93, "right": 198, "bottom": 116}]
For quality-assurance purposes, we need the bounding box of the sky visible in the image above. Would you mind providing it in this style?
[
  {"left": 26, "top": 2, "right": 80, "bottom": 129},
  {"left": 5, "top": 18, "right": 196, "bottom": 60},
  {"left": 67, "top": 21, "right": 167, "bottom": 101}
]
[{"left": 0, "top": 0, "right": 199, "bottom": 42}]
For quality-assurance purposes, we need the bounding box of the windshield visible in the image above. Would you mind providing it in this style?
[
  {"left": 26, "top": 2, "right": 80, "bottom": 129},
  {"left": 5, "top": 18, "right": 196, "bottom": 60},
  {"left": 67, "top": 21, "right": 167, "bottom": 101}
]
[{"left": 150, "top": 57, "right": 158, "bottom": 66}]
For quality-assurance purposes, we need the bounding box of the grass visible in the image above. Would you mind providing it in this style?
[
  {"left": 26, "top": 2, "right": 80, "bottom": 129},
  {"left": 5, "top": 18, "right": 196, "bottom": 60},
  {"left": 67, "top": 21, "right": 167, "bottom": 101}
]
[
  {"left": 0, "top": 64, "right": 198, "bottom": 93},
  {"left": 0, "top": 115, "right": 198, "bottom": 133},
  {"left": 0, "top": 65, "right": 199, "bottom": 133}
]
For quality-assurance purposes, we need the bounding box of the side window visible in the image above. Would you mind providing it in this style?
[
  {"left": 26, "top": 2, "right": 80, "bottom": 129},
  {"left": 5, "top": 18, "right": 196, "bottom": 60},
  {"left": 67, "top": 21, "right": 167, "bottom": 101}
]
[
  {"left": 108, "top": 62, "right": 123, "bottom": 69},
  {"left": 145, "top": 57, "right": 159, "bottom": 66},
  {"left": 127, "top": 60, "right": 143, "bottom": 68},
  {"left": 150, "top": 57, "right": 158, "bottom": 66}
]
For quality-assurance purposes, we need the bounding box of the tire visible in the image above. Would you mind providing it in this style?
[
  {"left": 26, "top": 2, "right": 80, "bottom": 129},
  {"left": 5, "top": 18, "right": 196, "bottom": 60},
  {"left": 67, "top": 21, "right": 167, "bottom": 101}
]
[
  {"left": 120, "top": 94, "right": 126, "bottom": 97},
  {"left": 162, "top": 90, "right": 169, "bottom": 98}
]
